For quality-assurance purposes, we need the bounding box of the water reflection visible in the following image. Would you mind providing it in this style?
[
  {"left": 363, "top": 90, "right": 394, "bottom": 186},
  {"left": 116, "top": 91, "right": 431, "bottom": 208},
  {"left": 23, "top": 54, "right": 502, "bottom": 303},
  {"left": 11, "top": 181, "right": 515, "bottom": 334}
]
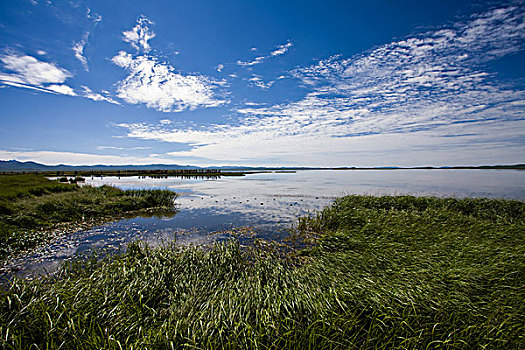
[{"left": 3, "top": 169, "right": 524, "bottom": 280}]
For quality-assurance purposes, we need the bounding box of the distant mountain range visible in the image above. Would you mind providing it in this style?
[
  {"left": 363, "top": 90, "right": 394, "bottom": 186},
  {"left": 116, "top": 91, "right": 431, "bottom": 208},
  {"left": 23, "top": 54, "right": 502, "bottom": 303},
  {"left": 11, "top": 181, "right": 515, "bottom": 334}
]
[
  {"left": 0, "top": 160, "right": 524, "bottom": 172},
  {"left": 0, "top": 160, "right": 201, "bottom": 171}
]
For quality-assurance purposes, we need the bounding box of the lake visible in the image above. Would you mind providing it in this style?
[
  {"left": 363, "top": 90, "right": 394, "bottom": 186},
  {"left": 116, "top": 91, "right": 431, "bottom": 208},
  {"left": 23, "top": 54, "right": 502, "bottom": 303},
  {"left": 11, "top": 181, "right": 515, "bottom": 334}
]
[{"left": 3, "top": 169, "right": 524, "bottom": 279}]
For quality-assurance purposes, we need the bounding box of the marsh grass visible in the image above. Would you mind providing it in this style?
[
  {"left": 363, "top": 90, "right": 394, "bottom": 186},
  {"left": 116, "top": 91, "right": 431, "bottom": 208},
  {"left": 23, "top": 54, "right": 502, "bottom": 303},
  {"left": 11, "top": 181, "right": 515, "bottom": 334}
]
[
  {"left": 0, "top": 174, "right": 76, "bottom": 202},
  {"left": 0, "top": 175, "right": 177, "bottom": 260},
  {"left": 1, "top": 195, "right": 523, "bottom": 348}
]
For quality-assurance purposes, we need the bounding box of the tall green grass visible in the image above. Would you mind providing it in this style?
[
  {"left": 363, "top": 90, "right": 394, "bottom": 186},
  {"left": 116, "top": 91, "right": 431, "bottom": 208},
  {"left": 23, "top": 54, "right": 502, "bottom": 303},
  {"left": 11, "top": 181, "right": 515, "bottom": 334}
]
[
  {"left": 0, "top": 174, "right": 76, "bottom": 201},
  {"left": 0, "top": 175, "right": 177, "bottom": 260},
  {"left": 1, "top": 195, "right": 523, "bottom": 348}
]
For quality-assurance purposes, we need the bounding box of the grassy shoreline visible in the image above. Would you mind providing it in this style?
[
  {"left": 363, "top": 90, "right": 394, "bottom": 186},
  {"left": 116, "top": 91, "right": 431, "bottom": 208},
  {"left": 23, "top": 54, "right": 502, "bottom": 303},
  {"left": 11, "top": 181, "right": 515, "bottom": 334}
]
[
  {"left": 0, "top": 175, "right": 177, "bottom": 261},
  {"left": 1, "top": 194, "right": 523, "bottom": 348}
]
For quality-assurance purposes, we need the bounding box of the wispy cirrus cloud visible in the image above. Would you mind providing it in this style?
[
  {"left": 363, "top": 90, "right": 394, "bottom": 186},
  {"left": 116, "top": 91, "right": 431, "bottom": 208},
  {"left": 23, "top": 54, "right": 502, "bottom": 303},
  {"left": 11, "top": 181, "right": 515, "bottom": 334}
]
[
  {"left": 237, "top": 41, "right": 293, "bottom": 66},
  {"left": 117, "top": 5, "right": 525, "bottom": 166},
  {"left": 72, "top": 8, "right": 102, "bottom": 71},
  {"left": 0, "top": 53, "right": 76, "bottom": 96},
  {"left": 81, "top": 86, "right": 120, "bottom": 105},
  {"left": 73, "top": 34, "right": 89, "bottom": 71}
]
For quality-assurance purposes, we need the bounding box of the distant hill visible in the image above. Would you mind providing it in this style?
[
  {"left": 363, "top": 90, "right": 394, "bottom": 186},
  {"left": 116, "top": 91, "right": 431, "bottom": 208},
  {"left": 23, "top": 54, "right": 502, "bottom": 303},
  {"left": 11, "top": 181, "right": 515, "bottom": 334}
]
[
  {"left": 0, "top": 160, "right": 200, "bottom": 171},
  {"left": 0, "top": 160, "right": 49, "bottom": 171},
  {"left": 1, "top": 159, "right": 524, "bottom": 172}
]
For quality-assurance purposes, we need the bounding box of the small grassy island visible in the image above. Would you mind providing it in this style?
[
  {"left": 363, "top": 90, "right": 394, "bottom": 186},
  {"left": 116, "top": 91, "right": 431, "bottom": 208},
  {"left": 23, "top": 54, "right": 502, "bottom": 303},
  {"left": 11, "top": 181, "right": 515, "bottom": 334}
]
[
  {"left": 0, "top": 177, "right": 523, "bottom": 348},
  {"left": 0, "top": 174, "right": 177, "bottom": 261}
]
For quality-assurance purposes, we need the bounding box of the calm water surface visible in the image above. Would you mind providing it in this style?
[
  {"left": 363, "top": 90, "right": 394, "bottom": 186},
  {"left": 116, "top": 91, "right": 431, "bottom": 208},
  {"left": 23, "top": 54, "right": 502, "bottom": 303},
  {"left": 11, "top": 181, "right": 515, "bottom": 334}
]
[{"left": 4, "top": 169, "right": 524, "bottom": 279}]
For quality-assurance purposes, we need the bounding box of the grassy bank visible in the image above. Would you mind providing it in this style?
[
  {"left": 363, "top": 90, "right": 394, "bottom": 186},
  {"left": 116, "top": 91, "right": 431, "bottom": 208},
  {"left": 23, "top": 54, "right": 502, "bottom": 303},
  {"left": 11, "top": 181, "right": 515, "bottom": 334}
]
[
  {"left": 0, "top": 195, "right": 524, "bottom": 348},
  {"left": 0, "top": 174, "right": 177, "bottom": 260}
]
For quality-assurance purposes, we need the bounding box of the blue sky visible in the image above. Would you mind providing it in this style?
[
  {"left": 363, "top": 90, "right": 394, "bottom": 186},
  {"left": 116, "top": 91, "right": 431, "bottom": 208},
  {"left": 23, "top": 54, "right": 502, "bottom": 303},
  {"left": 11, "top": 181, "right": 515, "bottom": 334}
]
[{"left": 0, "top": 0, "right": 524, "bottom": 166}]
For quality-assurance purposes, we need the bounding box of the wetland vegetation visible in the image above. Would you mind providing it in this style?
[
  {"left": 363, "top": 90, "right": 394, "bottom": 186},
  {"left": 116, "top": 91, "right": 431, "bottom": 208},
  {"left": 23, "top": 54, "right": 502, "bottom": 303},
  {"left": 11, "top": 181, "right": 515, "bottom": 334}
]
[
  {"left": 0, "top": 174, "right": 177, "bottom": 261},
  {"left": 0, "top": 193, "right": 523, "bottom": 348}
]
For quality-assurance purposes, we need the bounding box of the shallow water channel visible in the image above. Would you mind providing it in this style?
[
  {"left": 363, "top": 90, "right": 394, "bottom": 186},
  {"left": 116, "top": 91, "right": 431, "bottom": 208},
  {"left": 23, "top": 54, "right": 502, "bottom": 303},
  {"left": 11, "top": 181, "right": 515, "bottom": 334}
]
[{"left": 3, "top": 169, "right": 525, "bottom": 280}]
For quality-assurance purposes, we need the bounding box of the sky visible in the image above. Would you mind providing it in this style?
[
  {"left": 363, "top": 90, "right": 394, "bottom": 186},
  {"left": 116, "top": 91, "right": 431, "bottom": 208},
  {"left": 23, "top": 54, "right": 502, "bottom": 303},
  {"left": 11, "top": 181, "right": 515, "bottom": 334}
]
[{"left": 0, "top": 0, "right": 524, "bottom": 167}]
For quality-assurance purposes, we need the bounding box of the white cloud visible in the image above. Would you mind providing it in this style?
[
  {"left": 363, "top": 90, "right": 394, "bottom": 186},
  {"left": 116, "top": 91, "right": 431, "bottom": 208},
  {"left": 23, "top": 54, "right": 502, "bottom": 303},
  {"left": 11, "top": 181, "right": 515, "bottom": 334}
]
[
  {"left": 36, "top": 50, "right": 47, "bottom": 55},
  {"left": 47, "top": 84, "right": 76, "bottom": 96},
  {"left": 237, "top": 56, "right": 266, "bottom": 67},
  {"left": 73, "top": 9, "right": 102, "bottom": 71},
  {"left": 123, "top": 15, "right": 156, "bottom": 53},
  {"left": 216, "top": 64, "right": 224, "bottom": 72},
  {"left": 73, "top": 36, "right": 89, "bottom": 71},
  {"left": 111, "top": 51, "right": 227, "bottom": 112},
  {"left": 115, "top": 5, "right": 525, "bottom": 166},
  {"left": 282, "top": 6, "right": 525, "bottom": 137},
  {"left": 81, "top": 86, "right": 120, "bottom": 105},
  {"left": 254, "top": 80, "right": 274, "bottom": 89},
  {"left": 0, "top": 149, "right": 175, "bottom": 166},
  {"left": 0, "top": 53, "right": 76, "bottom": 96},
  {"left": 0, "top": 54, "right": 71, "bottom": 85},
  {"left": 247, "top": 75, "right": 274, "bottom": 89},
  {"left": 237, "top": 41, "right": 293, "bottom": 67},
  {"left": 117, "top": 119, "right": 525, "bottom": 167},
  {"left": 270, "top": 42, "right": 293, "bottom": 56},
  {"left": 96, "top": 146, "right": 151, "bottom": 150},
  {"left": 0, "top": 80, "right": 57, "bottom": 93}
]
